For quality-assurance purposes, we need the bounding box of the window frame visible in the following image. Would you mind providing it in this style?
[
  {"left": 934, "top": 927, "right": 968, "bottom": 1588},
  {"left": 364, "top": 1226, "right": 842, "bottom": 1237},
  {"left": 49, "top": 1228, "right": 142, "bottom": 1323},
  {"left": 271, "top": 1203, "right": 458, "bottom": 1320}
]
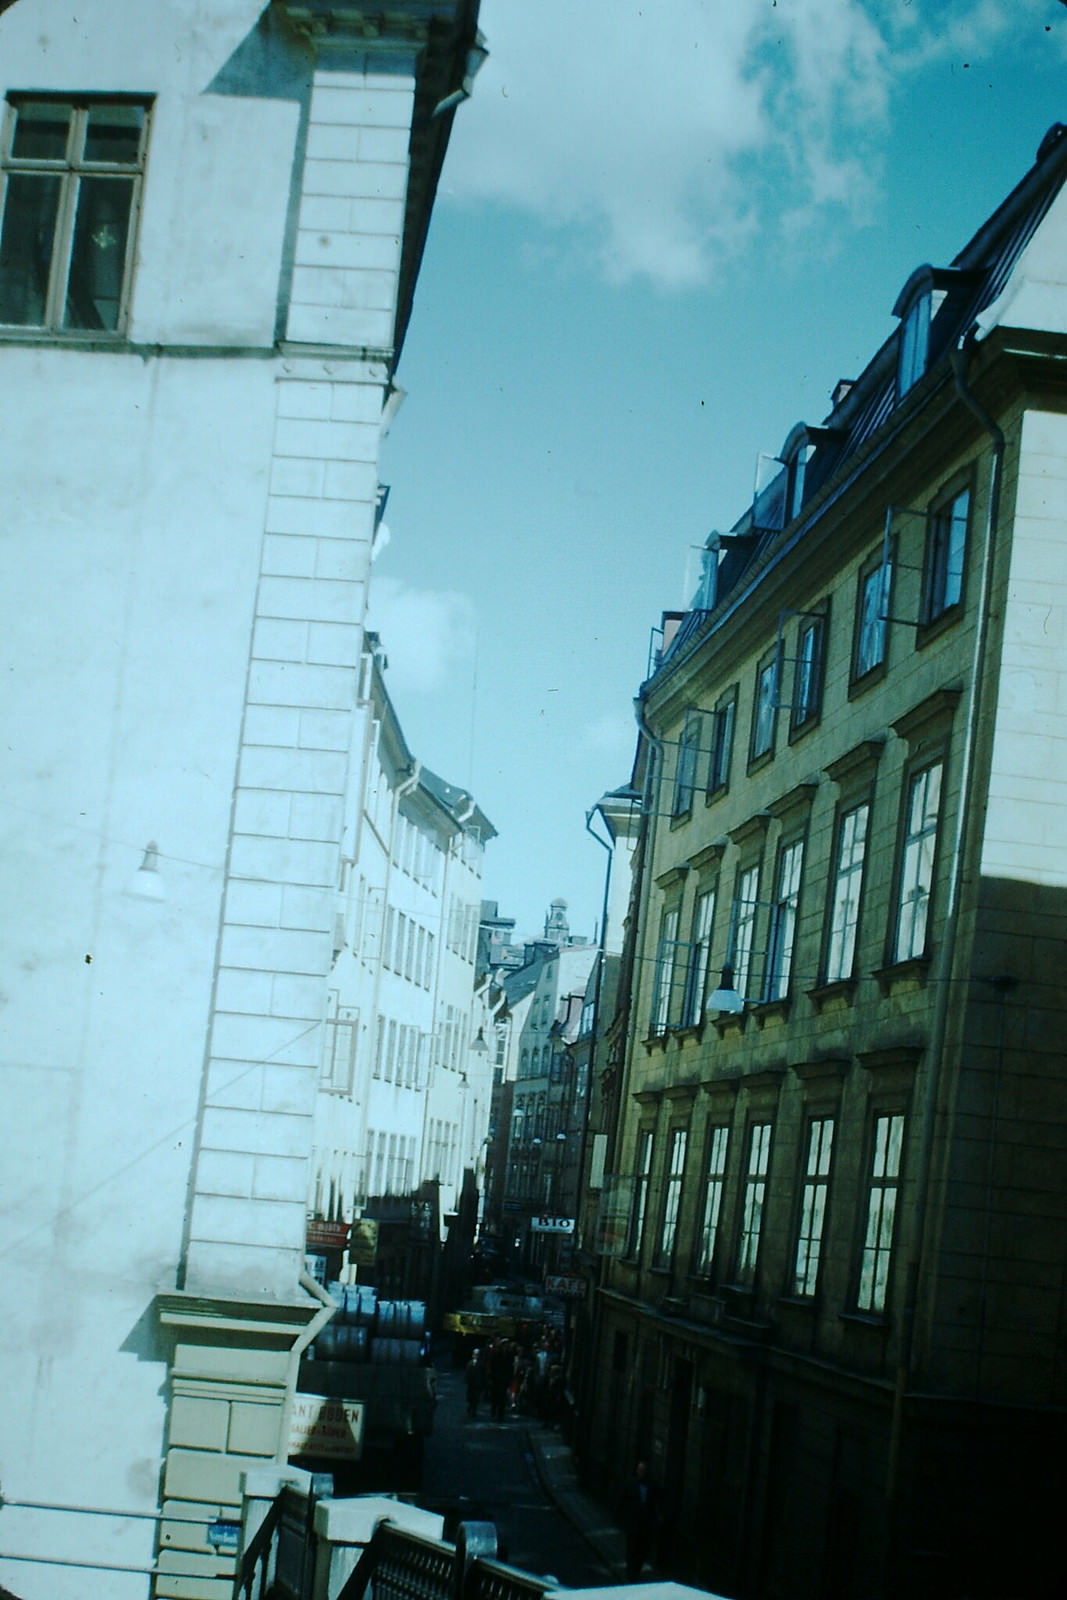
[
  {"left": 921, "top": 483, "right": 970, "bottom": 628},
  {"left": 764, "top": 835, "right": 804, "bottom": 1003},
  {"left": 707, "top": 686, "right": 737, "bottom": 798},
  {"left": 681, "top": 884, "right": 717, "bottom": 1027},
  {"left": 0, "top": 94, "right": 150, "bottom": 336},
  {"left": 729, "top": 862, "right": 762, "bottom": 1003},
  {"left": 822, "top": 799, "right": 871, "bottom": 985},
  {"left": 694, "top": 1123, "right": 730, "bottom": 1278},
  {"left": 734, "top": 1119, "right": 772, "bottom": 1286},
  {"left": 648, "top": 904, "right": 682, "bottom": 1037},
  {"left": 791, "top": 1116, "right": 835, "bottom": 1297},
  {"left": 749, "top": 650, "right": 779, "bottom": 766},
  {"left": 892, "top": 757, "right": 944, "bottom": 964},
  {"left": 655, "top": 1126, "right": 689, "bottom": 1268},
  {"left": 851, "top": 545, "right": 893, "bottom": 687},
  {"left": 789, "top": 606, "right": 828, "bottom": 737},
  {"left": 672, "top": 710, "right": 704, "bottom": 819},
  {"left": 896, "top": 290, "right": 930, "bottom": 398},
  {"left": 855, "top": 1111, "right": 906, "bottom": 1315},
  {"left": 628, "top": 1126, "right": 655, "bottom": 1259}
]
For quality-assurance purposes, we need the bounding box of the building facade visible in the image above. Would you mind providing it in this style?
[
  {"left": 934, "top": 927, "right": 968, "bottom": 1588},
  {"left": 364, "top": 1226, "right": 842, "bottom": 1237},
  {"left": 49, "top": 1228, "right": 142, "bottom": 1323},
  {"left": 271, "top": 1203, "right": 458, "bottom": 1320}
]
[
  {"left": 309, "top": 637, "right": 494, "bottom": 1307},
  {"left": 581, "top": 126, "right": 1067, "bottom": 1600},
  {"left": 0, "top": 2, "right": 481, "bottom": 1595}
]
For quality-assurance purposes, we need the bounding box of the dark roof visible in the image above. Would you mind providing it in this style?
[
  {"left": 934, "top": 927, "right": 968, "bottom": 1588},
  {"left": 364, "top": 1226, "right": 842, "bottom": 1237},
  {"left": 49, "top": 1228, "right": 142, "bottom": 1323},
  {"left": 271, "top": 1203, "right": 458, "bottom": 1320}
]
[
  {"left": 419, "top": 765, "right": 496, "bottom": 840},
  {"left": 651, "top": 122, "right": 1067, "bottom": 683}
]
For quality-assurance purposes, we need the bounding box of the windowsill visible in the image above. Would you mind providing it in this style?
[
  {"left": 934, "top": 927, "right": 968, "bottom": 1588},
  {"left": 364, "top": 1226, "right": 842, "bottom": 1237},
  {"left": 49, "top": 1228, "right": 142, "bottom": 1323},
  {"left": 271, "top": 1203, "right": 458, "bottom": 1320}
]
[
  {"left": 747, "top": 748, "right": 775, "bottom": 775},
  {"left": 787, "top": 714, "right": 821, "bottom": 745},
  {"left": 916, "top": 604, "right": 962, "bottom": 649},
  {"left": 669, "top": 808, "right": 693, "bottom": 829},
  {"left": 847, "top": 661, "right": 887, "bottom": 699},
  {"left": 838, "top": 1310, "right": 890, "bottom": 1331},
  {"left": 872, "top": 956, "right": 931, "bottom": 995},
  {"left": 643, "top": 1032, "right": 669, "bottom": 1052},
  {"left": 667, "top": 1022, "right": 704, "bottom": 1045},
  {"left": 712, "top": 1008, "right": 749, "bottom": 1037},
  {"left": 704, "top": 784, "right": 728, "bottom": 806},
  {"left": 778, "top": 1294, "right": 817, "bottom": 1313},
  {"left": 749, "top": 996, "right": 792, "bottom": 1027},
  {"left": 806, "top": 978, "right": 858, "bottom": 1012}
]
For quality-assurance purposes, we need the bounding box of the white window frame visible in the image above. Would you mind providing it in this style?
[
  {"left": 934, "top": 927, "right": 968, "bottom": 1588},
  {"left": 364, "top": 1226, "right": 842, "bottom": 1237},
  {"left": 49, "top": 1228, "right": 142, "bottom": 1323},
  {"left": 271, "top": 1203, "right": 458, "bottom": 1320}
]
[
  {"left": 824, "top": 802, "right": 869, "bottom": 983},
  {"left": 765, "top": 838, "right": 803, "bottom": 1002},
  {"left": 657, "top": 1127, "right": 688, "bottom": 1265},
  {"left": 649, "top": 906, "right": 681, "bottom": 1036},
  {"left": 735, "top": 1121, "right": 772, "bottom": 1284},
  {"left": 696, "top": 1124, "right": 730, "bottom": 1276},
  {"left": 793, "top": 1117, "right": 834, "bottom": 1296},
  {"left": 0, "top": 95, "right": 149, "bottom": 334},
  {"left": 682, "top": 886, "right": 716, "bottom": 1026},
  {"left": 857, "top": 1112, "right": 905, "bottom": 1314},
  {"left": 894, "top": 761, "right": 943, "bottom": 962}
]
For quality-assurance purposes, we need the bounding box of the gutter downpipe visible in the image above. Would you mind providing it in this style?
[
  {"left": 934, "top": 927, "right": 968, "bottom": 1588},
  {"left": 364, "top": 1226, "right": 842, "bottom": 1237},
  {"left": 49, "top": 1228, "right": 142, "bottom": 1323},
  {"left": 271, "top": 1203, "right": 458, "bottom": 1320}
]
[{"left": 883, "top": 335, "right": 1005, "bottom": 1558}]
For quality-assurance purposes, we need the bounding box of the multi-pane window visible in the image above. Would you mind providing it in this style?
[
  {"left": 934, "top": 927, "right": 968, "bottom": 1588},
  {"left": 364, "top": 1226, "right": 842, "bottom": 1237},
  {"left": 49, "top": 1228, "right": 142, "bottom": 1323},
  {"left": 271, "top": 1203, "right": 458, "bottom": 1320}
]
[
  {"left": 629, "top": 1128, "right": 654, "bottom": 1257},
  {"left": 672, "top": 712, "right": 703, "bottom": 817},
  {"left": 682, "top": 887, "right": 716, "bottom": 1026},
  {"left": 649, "top": 906, "right": 680, "bottom": 1035},
  {"left": 923, "top": 487, "right": 969, "bottom": 622},
  {"left": 765, "top": 839, "right": 803, "bottom": 1002},
  {"left": 857, "top": 1113, "right": 905, "bottom": 1314},
  {"left": 793, "top": 1118, "right": 834, "bottom": 1296},
  {"left": 750, "top": 653, "right": 778, "bottom": 762},
  {"left": 323, "top": 1005, "right": 358, "bottom": 1093},
  {"left": 0, "top": 97, "right": 149, "bottom": 332},
  {"left": 696, "top": 1125, "right": 729, "bottom": 1276},
  {"left": 657, "top": 1128, "right": 688, "bottom": 1265},
  {"left": 735, "top": 1121, "right": 772, "bottom": 1284},
  {"left": 853, "top": 552, "right": 891, "bottom": 680},
  {"left": 708, "top": 689, "right": 737, "bottom": 795},
  {"left": 824, "top": 802, "right": 869, "bottom": 983},
  {"left": 730, "top": 865, "right": 760, "bottom": 1001},
  {"left": 894, "top": 761, "right": 943, "bottom": 961},
  {"left": 791, "top": 612, "right": 826, "bottom": 732}
]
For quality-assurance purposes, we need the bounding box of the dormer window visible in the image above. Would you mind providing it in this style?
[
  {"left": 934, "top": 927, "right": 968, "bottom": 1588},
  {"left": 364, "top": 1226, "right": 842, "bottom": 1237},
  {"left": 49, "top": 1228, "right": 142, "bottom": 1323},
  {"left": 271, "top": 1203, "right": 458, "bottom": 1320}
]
[
  {"left": 896, "top": 291, "right": 930, "bottom": 397},
  {"left": 777, "top": 422, "right": 842, "bottom": 525}
]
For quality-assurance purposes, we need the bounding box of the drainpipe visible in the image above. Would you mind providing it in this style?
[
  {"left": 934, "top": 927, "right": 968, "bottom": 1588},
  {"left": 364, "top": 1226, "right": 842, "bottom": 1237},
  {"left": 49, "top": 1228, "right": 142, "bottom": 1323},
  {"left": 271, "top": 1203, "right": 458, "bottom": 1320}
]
[
  {"left": 278, "top": 1270, "right": 339, "bottom": 1466},
  {"left": 883, "top": 336, "right": 1005, "bottom": 1536}
]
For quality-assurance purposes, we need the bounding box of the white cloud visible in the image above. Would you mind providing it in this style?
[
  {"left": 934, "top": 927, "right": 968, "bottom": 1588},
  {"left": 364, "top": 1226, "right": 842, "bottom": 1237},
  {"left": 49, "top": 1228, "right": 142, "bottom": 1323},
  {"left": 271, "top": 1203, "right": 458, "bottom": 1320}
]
[
  {"left": 446, "top": 0, "right": 1038, "bottom": 288},
  {"left": 365, "top": 578, "right": 476, "bottom": 694}
]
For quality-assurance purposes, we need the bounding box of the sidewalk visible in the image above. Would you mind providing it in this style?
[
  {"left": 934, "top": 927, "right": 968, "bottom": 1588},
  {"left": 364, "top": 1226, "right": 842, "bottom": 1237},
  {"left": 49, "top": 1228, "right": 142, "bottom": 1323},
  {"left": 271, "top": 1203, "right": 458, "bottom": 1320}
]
[{"left": 524, "top": 1423, "right": 628, "bottom": 1583}]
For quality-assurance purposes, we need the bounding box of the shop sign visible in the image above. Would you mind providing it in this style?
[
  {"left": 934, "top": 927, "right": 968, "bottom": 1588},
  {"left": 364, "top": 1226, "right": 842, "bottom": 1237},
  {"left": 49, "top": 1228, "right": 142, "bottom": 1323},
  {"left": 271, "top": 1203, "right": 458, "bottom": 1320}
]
[
  {"left": 289, "top": 1394, "right": 365, "bottom": 1460},
  {"left": 306, "top": 1220, "right": 350, "bottom": 1251},
  {"left": 544, "top": 1274, "right": 586, "bottom": 1298},
  {"left": 530, "top": 1215, "right": 575, "bottom": 1234}
]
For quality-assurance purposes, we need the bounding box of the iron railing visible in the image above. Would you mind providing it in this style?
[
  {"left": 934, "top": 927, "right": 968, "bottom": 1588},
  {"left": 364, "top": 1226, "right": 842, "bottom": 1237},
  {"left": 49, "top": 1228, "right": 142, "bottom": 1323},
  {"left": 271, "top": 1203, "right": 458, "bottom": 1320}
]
[{"left": 234, "top": 1484, "right": 322, "bottom": 1600}]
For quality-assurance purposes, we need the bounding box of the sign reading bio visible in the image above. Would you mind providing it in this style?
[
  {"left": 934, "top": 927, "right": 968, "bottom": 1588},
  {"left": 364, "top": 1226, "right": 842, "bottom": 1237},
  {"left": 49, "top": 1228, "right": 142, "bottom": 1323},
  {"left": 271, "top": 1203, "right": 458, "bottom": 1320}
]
[
  {"left": 289, "top": 1394, "right": 365, "bottom": 1461},
  {"left": 530, "top": 1216, "right": 575, "bottom": 1234}
]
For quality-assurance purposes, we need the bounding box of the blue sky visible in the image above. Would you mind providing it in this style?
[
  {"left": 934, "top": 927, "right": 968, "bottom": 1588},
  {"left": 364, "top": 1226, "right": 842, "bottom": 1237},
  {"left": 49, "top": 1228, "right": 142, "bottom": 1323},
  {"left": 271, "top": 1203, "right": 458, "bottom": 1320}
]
[{"left": 371, "top": 0, "right": 1067, "bottom": 943}]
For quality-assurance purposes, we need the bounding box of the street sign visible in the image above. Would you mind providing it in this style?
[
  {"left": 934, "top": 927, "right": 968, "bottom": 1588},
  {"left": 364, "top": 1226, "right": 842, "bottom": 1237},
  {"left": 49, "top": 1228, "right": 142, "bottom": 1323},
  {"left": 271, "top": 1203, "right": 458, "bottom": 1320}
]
[
  {"left": 289, "top": 1394, "right": 365, "bottom": 1460},
  {"left": 530, "top": 1215, "right": 575, "bottom": 1234}
]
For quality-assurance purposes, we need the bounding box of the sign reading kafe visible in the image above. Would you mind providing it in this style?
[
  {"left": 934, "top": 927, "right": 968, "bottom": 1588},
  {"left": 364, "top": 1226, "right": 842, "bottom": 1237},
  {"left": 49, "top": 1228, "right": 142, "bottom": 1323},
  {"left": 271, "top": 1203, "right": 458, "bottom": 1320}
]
[
  {"left": 289, "top": 1394, "right": 365, "bottom": 1460},
  {"left": 530, "top": 1215, "right": 575, "bottom": 1234}
]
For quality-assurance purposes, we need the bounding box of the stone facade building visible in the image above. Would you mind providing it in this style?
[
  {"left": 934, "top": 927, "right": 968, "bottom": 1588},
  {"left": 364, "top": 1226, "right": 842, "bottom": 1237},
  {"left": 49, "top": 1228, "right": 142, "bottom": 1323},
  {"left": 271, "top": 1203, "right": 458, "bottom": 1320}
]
[{"left": 581, "top": 125, "right": 1067, "bottom": 1600}]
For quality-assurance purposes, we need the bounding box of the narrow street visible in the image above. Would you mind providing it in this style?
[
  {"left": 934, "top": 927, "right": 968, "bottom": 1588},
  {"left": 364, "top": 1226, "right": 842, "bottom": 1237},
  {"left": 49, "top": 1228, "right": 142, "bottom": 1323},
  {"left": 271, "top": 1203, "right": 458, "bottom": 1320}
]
[{"left": 416, "top": 1356, "right": 617, "bottom": 1589}]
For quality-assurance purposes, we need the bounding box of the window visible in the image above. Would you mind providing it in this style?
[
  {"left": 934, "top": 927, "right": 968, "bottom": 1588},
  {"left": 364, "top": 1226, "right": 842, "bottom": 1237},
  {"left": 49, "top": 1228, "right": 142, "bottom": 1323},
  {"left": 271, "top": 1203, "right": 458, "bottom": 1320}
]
[
  {"left": 893, "top": 761, "right": 943, "bottom": 962},
  {"left": 896, "top": 291, "right": 930, "bottom": 397},
  {"left": 765, "top": 839, "right": 803, "bottom": 1002},
  {"left": 323, "top": 1005, "right": 358, "bottom": 1093},
  {"left": 707, "top": 688, "right": 737, "bottom": 795},
  {"left": 0, "top": 97, "right": 148, "bottom": 332},
  {"left": 922, "top": 487, "right": 969, "bottom": 623},
  {"left": 793, "top": 1118, "right": 834, "bottom": 1296},
  {"left": 672, "top": 712, "right": 703, "bottom": 817},
  {"left": 790, "top": 611, "right": 826, "bottom": 733},
  {"left": 857, "top": 1113, "right": 905, "bottom": 1314},
  {"left": 682, "top": 886, "right": 716, "bottom": 1026},
  {"left": 657, "top": 1129, "right": 688, "bottom": 1265},
  {"left": 629, "top": 1128, "right": 654, "bottom": 1257},
  {"left": 824, "top": 802, "right": 869, "bottom": 983},
  {"left": 695, "top": 1124, "right": 729, "bottom": 1276},
  {"left": 735, "top": 1121, "right": 772, "bottom": 1284},
  {"left": 730, "top": 864, "right": 760, "bottom": 1001},
  {"left": 649, "top": 906, "right": 680, "bottom": 1036},
  {"left": 853, "top": 551, "right": 892, "bottom": 681},
  {"left": 750, "top": 653, "right": 778, "bottom": 763}
]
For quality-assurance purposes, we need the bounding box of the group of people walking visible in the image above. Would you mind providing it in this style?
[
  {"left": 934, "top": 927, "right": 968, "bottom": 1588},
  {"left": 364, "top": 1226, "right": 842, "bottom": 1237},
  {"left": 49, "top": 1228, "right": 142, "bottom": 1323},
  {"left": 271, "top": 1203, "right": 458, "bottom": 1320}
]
[{"left": 464, "top": 1331, "right": 566, "bottom": 1426}]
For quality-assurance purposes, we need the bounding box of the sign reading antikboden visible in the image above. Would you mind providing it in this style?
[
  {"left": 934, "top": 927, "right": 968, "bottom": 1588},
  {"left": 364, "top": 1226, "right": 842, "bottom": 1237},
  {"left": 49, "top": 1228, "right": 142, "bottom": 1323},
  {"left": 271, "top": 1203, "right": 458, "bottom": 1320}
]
[{"left": 289, "top": 1393, "right": 365, "bottom": 1460}]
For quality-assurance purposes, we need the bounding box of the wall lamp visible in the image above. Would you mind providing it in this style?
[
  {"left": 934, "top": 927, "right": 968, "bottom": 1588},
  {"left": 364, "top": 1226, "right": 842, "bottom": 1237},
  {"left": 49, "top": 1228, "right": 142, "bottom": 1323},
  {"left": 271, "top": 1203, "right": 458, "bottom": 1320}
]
[{"left": 708, "top": 963, "right": 746, "bottom": 1015}]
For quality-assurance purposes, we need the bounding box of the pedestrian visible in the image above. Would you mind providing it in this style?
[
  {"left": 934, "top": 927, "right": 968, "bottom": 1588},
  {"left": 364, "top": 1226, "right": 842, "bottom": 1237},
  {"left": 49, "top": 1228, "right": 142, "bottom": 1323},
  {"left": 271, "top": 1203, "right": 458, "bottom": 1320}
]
[
  {"left": 618, "top": 1460, "right": 661, "bottom": 1582},
  {"left": 487, "top": 1339, "right": 514, "bottom": 1423},
  {"left": 464, "top": 1347, "right": 485, "bottom": 1418}
]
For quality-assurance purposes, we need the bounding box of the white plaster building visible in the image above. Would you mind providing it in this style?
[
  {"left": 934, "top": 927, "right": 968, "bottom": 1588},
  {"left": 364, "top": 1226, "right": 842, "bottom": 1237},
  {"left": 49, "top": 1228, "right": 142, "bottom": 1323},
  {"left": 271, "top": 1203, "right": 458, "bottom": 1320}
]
[
  {"left": 0, "top": 2, "right": 483, "bottom": 1595},
  {"left": 310, "top": 639, "right": 495, "bottom": 1265}
]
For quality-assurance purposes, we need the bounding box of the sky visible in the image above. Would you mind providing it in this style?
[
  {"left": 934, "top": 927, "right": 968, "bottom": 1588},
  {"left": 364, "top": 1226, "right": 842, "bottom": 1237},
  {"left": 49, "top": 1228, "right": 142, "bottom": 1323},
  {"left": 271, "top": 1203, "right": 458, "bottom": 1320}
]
[{"left": 369, "top": 0, "right": 1067, "bottom": 945}]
